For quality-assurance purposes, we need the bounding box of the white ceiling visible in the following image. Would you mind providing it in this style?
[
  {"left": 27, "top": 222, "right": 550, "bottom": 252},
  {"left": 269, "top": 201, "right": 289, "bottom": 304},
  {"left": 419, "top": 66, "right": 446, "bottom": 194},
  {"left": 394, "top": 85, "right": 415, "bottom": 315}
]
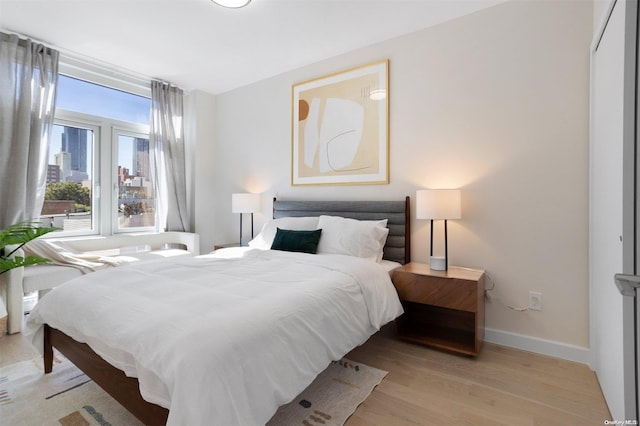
[{"left": 0, "top": 0, "right": 504, "bottom": 94}]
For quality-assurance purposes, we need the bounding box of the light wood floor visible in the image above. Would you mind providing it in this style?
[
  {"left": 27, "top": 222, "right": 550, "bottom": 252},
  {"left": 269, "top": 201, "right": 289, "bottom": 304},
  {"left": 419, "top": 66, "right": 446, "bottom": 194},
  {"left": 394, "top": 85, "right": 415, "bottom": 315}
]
[
  {"left": 1, "top": 323, "right": 611, "bottom": 426},
  {"left": 346, "top": 325, "right": 611, "bottom": 426}
]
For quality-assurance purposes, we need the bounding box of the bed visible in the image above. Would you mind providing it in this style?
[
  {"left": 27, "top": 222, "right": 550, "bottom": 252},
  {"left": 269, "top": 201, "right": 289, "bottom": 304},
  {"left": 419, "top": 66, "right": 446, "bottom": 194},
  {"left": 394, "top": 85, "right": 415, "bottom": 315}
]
[{"left": 25, "top": 197, "right": 410, "bottom": 425}]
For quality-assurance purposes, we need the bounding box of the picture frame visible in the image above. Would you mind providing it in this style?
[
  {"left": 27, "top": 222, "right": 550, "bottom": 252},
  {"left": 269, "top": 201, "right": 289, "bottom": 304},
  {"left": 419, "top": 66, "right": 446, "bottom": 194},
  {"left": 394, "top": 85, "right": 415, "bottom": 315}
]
[{"left": 291, "top": 60, "right": 389, "bottom": 186}]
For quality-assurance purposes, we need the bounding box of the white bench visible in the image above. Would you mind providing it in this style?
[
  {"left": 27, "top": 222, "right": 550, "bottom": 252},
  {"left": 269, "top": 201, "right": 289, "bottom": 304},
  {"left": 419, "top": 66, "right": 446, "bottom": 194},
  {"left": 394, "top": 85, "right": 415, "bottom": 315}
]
[{"left": 3, "top": 232, "right": 199, "bottom": 334}]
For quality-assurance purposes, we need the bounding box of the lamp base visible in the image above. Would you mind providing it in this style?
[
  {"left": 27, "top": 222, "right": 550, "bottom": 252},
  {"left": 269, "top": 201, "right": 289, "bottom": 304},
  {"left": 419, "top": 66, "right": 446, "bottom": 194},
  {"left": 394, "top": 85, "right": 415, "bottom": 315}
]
[{"left": 429, "top": 256, "right": 447, "bottom": 271}]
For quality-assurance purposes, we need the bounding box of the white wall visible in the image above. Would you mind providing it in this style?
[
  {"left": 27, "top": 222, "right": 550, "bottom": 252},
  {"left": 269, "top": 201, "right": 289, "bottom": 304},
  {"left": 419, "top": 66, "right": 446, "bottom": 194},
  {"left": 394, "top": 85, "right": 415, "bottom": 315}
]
[
  {"left": 188, "top": 90, "right": 217, "bottom": 245},
  {"left": 195, "top": 1, "right": 593, "bottom": 351},
  {"left": 594, "top": 0, "right": 611, "bottom": 31}
]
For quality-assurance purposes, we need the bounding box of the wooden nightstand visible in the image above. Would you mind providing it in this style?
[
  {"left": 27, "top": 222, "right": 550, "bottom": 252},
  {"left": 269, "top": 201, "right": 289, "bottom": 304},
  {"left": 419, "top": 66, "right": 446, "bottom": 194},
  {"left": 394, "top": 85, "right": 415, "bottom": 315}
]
[
  {"left": 213, "top": 243, "right": 240, "bottom": 250},
  {"left": 392, "top": 262, "right": 485, "bottom": 356}
]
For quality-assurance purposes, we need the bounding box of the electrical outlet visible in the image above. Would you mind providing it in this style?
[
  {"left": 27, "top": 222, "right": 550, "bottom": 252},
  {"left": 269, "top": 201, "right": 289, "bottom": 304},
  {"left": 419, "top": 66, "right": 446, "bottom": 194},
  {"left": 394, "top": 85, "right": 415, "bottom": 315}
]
[{"left": 529, "top": 291, "right": 543, "bottom": 311}]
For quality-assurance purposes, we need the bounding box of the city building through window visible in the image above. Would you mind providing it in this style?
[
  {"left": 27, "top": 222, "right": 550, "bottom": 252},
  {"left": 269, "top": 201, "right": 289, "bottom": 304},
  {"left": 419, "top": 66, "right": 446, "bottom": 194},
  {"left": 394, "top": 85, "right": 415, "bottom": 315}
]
[{"left": 41, "top": 75, "right": 152, "bottom": 235}]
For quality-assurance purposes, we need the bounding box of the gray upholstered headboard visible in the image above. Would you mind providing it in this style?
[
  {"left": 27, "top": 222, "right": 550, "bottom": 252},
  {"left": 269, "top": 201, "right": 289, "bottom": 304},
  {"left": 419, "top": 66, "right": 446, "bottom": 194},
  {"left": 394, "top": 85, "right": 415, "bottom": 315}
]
[{"left": 272, "top": 197, "right": 411, "bottom": 265}]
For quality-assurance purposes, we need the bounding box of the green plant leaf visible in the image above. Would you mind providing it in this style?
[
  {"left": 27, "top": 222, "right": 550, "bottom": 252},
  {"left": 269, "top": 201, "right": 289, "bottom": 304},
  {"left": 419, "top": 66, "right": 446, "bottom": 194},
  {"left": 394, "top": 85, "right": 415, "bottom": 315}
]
[
  {"left": 0, "top": 255, "right": 51, "bottom": 274},
  {"left": 0, "top": 220, "right": 59, "bottom": 251},
  {"left": 0, "top": 220, "right": 60, "bottom": 274}
]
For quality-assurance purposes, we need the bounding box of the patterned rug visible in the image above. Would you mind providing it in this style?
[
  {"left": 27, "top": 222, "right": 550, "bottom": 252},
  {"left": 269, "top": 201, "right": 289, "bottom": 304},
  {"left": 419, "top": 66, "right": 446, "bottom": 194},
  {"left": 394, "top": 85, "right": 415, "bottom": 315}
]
[
  {"left": 0, "top": 354, "right": 387, "bottom": 426},
  {"left": 267, "top": 359, "right": 387, "bottom": 426}
]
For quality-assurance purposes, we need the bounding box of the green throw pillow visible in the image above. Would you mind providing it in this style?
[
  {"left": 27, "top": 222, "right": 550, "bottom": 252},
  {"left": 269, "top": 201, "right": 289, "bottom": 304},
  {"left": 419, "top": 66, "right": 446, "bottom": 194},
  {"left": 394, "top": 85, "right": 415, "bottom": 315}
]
[{"left": 270, "top": 228, "right": 322, "bottom": 254}]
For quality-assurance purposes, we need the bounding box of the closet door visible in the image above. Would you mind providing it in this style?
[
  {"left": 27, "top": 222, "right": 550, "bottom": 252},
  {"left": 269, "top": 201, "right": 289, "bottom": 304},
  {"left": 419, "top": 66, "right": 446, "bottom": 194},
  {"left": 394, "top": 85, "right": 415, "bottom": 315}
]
[{"left": 590, "top": 0, "right": 637, "bottom": 420}]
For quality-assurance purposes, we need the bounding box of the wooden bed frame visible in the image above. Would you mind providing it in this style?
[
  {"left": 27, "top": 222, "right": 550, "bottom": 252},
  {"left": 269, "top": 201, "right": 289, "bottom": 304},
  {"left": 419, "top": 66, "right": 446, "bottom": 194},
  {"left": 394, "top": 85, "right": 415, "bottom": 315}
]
[
  {"left": 44, "top": 325, "right": 169, "bottom": 425},
  {"left": 42, "top": 197, "right": 411, "bottom": 425}
]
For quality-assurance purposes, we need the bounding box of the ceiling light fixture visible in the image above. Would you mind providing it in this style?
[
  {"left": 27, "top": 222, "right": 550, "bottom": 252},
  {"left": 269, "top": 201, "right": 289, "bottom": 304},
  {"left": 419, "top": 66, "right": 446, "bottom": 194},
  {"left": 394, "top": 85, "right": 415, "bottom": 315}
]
[
  {"left": 369, "top": 89, "right": 387, "bottom": 101},
  {"left": 212, "top": 0, "right": 251, "bottom": 8}
]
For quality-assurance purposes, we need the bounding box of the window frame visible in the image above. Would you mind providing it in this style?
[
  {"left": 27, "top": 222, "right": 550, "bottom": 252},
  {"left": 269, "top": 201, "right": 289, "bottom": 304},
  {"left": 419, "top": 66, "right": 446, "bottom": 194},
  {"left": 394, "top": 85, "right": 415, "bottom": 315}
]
[
  {"left": 49, "top": 108, "right": 152, "bottom": 236},
  {"left": 43, "top": 58, "right": 154, "bottom": 237},
  {"left": 46, "top": 115, "right": 101, "bottom": 237},
  {"left": 112, "top": 126, "right": 155, "bottom": 234}
]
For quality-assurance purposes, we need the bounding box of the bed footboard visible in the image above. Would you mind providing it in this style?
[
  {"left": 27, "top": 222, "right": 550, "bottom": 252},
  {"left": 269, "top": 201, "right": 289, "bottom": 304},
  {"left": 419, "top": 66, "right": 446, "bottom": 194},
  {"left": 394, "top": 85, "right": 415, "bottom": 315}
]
[{"left": 43, "top": 324, "right": 169, "bottom": 425}]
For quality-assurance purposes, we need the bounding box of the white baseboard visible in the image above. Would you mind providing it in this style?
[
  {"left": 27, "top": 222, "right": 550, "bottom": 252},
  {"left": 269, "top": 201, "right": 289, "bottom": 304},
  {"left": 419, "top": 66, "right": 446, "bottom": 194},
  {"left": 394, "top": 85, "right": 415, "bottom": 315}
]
[{"left": 484, "top": 327, "right": 591, "bottom": 366}]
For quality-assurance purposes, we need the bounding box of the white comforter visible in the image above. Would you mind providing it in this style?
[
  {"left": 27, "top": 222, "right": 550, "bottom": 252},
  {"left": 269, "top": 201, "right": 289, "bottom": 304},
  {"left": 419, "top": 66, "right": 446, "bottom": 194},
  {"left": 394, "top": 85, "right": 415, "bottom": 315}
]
[{"left": 25, "top": 249, "right": 403, "bottom": 425}]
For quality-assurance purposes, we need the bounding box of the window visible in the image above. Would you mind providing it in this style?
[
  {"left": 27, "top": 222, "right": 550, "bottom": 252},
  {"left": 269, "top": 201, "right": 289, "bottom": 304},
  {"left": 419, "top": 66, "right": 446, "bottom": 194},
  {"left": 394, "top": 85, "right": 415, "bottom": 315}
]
[
  {"left": 41, "top": 74, "right": 152, "bottom": 235},
  {"left": 43, "top": 122, "right": 96, "bottom": 231},
  {"left": 115, "top": 132, "right": 154, "bottom": 230}
]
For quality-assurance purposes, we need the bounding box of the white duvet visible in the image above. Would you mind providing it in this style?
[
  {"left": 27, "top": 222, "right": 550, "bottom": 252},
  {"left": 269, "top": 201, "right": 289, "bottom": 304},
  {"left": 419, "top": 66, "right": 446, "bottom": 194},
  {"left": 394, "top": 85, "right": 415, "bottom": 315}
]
[{"left": 25, "top": 249, "right": 403, "bottom": 425}]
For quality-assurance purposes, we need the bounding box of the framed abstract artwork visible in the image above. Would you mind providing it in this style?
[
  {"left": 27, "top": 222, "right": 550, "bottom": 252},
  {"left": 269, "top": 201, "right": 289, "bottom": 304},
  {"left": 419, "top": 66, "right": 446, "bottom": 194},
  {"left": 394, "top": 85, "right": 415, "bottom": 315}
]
[{"left": 291, "top": 60, "right": 389, "bottom": 186}]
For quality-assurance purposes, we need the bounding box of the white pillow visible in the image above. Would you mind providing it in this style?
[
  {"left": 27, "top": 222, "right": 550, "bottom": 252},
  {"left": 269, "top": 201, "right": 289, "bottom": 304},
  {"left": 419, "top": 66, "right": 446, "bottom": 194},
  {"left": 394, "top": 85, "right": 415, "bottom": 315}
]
[
  {"left": 316, "top": 215, "right": 389, "bottom": 262},
  {"left": 248, "top": 216, "right": 319, "bottom": 250}
]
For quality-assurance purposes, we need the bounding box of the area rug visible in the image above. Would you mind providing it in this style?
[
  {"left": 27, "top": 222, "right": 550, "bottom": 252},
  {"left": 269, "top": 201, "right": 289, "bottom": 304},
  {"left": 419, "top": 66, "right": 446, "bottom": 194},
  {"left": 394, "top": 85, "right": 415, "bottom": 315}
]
[
  {"left": 266, "top": 359, "right": 387, "bottom": 426},
  {"left": 0, "top": 355, "right": 387, "bottom": 426},
  {"left": 0, "top": 354, "right": 141, "bottom": 426}
]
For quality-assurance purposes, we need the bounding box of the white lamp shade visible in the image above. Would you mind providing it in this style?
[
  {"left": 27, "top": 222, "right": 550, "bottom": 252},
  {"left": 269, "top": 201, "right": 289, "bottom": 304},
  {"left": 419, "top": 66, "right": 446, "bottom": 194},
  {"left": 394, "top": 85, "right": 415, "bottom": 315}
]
[
  {"left": 232, "top": 193, "right": 261, "bottom": 213},
  {"left": 416, "top": 189, "right": 461, "bottom": 220}
]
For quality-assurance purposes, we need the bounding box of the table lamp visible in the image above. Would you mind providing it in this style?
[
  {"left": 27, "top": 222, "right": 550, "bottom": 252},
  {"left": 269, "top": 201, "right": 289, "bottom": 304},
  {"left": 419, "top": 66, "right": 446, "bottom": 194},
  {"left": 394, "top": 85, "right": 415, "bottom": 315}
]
[
  {"left": 416, "top": 189, "right": 461, "bottom": 271},
  {"left": 232, "top": 193, "right": 261, "bottom": 246}
]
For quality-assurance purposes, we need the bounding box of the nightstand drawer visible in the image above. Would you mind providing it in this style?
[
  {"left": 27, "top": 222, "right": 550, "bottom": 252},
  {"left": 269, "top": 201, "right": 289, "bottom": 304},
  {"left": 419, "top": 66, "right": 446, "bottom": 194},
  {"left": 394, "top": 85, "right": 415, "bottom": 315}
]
[{"left": 393, "top": 271, "right": 477, "bottom": 312}]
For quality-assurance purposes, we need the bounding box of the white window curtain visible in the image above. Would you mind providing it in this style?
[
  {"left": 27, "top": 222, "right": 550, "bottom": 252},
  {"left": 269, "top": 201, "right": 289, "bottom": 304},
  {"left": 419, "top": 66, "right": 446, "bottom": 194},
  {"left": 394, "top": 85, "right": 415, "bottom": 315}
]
[
  {"left": 150, "top": 80, "right": 189, "bottom": 232},
  {"left": 0, "top": 32, "right": 59, "bottom": 228},
  {"left": 0, "top": 32, "right": 58, "bottom": 326}
]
